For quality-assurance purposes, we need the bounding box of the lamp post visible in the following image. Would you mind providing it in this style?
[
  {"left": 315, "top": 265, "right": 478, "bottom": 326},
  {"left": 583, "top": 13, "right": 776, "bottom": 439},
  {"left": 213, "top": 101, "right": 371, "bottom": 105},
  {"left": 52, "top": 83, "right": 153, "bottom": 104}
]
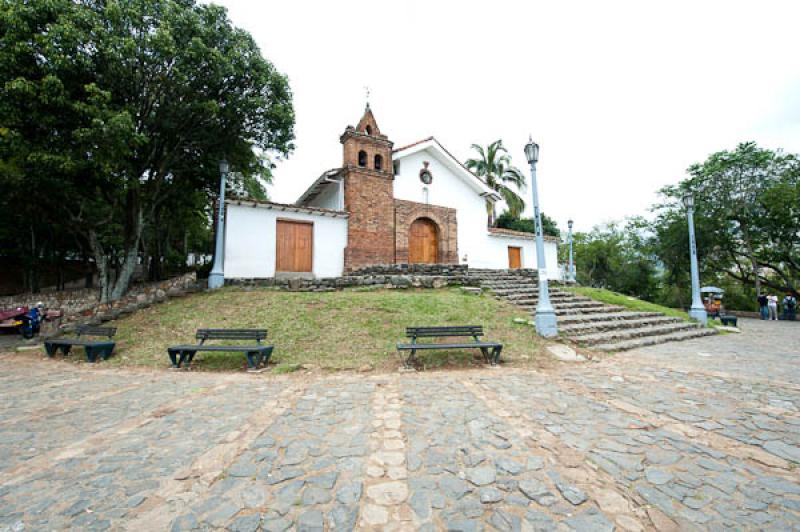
[
  {"left": 524, "top": 137, "right": 558, "bottom": 337},
  {"left": 567, "top": 219, "right": 575, "bottom": 282},
  {"left": 208, "top": 160, "right": 229, "bottom": 290},
  {"left": 682, "top": 193, "right": 707, "bottom": 325}
]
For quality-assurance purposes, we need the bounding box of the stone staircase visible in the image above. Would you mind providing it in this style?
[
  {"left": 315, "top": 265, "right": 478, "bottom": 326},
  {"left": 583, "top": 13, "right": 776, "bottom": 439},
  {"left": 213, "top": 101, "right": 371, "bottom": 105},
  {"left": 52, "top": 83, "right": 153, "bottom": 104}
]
[{"left": 469, "top": 269, "right": 716, "bottom": 352}]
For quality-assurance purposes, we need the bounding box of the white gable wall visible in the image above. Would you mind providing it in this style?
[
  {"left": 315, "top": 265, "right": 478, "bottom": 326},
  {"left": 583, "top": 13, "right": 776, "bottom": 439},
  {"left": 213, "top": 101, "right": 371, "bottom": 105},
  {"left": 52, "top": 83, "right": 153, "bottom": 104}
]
[
  {"left": 393, "top": 148, "right": 492, "bottom": 265},
  {"left": 225, "top": 203, "right": 347, "bottom": 279},
  {"left": 393, "top": 147, "right": 561, "bottom": 278}
]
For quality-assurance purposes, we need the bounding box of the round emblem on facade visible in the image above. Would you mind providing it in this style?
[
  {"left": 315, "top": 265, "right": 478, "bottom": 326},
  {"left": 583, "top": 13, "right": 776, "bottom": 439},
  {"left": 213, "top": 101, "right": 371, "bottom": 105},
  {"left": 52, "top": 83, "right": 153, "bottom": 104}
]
[{"left": 419, "top": 161, "right": 433, "bottom": 184}]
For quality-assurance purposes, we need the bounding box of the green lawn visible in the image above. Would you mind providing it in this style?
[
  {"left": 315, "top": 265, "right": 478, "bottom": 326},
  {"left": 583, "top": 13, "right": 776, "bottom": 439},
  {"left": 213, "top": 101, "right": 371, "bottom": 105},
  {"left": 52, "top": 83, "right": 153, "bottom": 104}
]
[{"left": 99, "top": 287, "right": 546, "bottom": 372}]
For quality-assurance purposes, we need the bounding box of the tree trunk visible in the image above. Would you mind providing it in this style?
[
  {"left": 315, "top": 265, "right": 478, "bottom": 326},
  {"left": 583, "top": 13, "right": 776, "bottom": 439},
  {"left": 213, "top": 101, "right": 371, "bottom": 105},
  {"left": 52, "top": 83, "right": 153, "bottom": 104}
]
[
  {"left": 741, "top": 229, "right": 761, "bottom": 296},
  {"left": 88, "top": 230, "right": 111, "bottom": 304},
  {"left": 28, "top": 224, "right": 40, "bottom": 293},
  {"left": 110, "top": 209, "right": 144, "bottom": 301}
]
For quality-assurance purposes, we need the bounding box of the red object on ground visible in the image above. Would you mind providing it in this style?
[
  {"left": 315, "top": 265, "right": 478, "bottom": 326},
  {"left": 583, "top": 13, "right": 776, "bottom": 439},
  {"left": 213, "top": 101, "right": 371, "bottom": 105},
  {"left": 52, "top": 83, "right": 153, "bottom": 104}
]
[
  {"left": 0, "top": 307, "right": 28, "bottom": 321},
  {"left": 0, "top": 307, "right": 28, "bottom": 327}
]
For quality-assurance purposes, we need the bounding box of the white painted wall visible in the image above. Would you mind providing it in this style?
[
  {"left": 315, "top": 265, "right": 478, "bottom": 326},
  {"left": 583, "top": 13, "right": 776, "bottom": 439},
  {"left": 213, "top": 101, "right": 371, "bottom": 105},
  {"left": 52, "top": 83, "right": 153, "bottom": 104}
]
[
  {"left": 393, "top": 146, "right": 561, "bottom": 279},
  {"left": 224, "top": 203, "right": 348, "bottom": 279},
  {"left": 480, "top": 235, "right": 561, "bottom": 279}
]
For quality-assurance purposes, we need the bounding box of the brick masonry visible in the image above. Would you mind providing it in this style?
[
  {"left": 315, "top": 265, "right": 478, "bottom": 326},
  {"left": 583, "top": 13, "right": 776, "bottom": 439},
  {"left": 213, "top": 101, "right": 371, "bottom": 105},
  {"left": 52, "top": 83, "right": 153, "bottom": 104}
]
[
  {"left": 341, "top": 106, "right": 396, "bottom": 271},
  {"left": 394, "top": 199, "right": 458, "bottom": 264}
]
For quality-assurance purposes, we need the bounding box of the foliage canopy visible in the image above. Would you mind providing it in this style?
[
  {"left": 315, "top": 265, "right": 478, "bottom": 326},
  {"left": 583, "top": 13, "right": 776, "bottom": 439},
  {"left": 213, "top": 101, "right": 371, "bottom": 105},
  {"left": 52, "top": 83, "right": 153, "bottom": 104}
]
[{"left": 0, "top": 0, "right": 295, "bottom": 299}]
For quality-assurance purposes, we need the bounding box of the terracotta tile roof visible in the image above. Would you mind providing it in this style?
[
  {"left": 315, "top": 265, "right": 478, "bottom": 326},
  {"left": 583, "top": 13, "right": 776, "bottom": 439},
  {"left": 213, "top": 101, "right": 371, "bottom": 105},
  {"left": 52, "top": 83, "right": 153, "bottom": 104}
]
[
  {"left": 392, "top": 136, "right": 434, "bottom": 153},
  {"left": 488, "top": 227, "right": 560, "bottom": 243},
  {"left": 295, "top": 168, "right": 343, "bottom": 206},
  {"left": 226, "top": 198, "right": 348, "bottom": 217}
]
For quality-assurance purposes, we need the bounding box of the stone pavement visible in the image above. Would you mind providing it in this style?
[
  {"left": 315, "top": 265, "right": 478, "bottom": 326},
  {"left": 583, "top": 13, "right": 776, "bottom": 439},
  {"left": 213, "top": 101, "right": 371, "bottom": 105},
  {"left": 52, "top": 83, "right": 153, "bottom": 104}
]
[{"left": 0, "top": 318, "right": 798, "bottom": 531}]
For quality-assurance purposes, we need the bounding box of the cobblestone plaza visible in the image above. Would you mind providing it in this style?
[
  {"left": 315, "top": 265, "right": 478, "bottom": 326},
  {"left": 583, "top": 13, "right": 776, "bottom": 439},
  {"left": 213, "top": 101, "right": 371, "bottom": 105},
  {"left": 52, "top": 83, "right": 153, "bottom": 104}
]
[{"left": 0, "top": 319, "right": 798, "bottom": 530}]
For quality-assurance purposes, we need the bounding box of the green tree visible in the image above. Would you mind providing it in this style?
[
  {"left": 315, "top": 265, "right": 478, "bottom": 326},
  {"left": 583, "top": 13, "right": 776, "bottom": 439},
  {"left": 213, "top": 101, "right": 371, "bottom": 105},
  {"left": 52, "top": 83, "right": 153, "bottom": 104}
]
[
  {"left": 465, "top": 140, "right": 526, "bottom": 218},
  {"left": 572, "top": 220, "right": 660, "bottom": 301},
  {"left": 655, "top": 142, "right": 800, "bottom": 298},
  {"left": 0, "top": 0, "right": 295, "bottom": 300},
  {"left": 495, "top": 211, "right": 560, "bottom": 238}
]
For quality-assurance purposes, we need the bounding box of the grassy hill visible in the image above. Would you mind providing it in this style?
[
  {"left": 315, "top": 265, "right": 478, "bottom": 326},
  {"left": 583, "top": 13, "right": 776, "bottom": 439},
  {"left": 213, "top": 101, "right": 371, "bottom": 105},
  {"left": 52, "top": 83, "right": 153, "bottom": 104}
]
[
  {"left": 100, "top": 287, "right": 545, "bottom": 372},
  {"left": 563, "top": 286, "right": 691, "bottom": 320}
]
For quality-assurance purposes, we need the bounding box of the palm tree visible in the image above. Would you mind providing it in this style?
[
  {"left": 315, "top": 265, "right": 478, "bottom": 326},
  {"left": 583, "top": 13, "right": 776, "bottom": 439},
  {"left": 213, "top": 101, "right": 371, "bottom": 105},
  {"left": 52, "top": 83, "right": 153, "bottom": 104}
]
[{"left": 465, "top": 140, "right": 526, "bottom": 220}]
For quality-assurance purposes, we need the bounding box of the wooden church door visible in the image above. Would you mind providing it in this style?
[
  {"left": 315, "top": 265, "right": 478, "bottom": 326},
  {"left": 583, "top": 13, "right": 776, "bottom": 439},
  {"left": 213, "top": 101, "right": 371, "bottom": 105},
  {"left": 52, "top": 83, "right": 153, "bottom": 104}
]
[{"left": 409, "top": 218, "right": 438, "bottom": 264}]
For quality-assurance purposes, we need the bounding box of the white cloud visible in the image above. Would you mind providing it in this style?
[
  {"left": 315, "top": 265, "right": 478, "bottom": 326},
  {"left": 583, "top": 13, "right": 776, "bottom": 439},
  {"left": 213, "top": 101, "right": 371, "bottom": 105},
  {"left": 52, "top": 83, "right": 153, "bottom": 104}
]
[{"left": 209, "top": 0, "right": 800, "bottom": 232}]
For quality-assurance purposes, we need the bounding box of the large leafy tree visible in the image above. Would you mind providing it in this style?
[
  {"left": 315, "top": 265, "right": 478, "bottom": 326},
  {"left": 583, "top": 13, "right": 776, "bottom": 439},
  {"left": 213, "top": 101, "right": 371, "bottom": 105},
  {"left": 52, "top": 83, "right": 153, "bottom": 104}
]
[
  {"left": 465, "top": 140, "right": 526, "bottom": 218},
  {"left": 656, "top": 142, "right": 799, "bottom": 298},
  {"left": 0, "top": 0, "right": 294, "bottom": 300},
  {"left": 571, "top": 220, "right": 660, "bottom": 301}
]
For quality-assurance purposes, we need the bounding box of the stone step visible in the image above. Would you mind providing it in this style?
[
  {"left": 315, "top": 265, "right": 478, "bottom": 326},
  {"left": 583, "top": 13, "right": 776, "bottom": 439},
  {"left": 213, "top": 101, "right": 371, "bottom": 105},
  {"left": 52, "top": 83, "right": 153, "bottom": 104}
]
[
  {"left": 526, "top": 305, "right": 627, "bottom": 316},
  {"left": 526, "top": 303, "right": 623, "bottom": 314},
  {"left": 503, "top": 296, "right": 589, "bottom": 306},
  {"left": 591, "top": 327, "right": 718, "bottom": 352},
  {"left": 568, "top": 322, "right": 704, "bottom": 346},
  {"left": 556, "top": 311, "right": 665, "bottom": 326},
  {"left": 479, "top": 281, "right": 538, "bottom": 288},
  {"left": 552, "top": 301, "right": 607, "bottom": 310},
  {"left": 487, "top": 288, "right": 541, "bottom": 294},
  {"left": 559, "top": 316, "right": 684, "bottom": 334},
  {"left": 492, "top": 289, "right": 580, "bottom": 301}
]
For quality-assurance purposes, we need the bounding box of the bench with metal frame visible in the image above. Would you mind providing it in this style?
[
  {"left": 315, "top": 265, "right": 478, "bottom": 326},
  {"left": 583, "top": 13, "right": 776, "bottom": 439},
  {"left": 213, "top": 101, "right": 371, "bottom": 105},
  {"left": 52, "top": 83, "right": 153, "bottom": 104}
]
[
  {"left": 44, "top": 326, "right": 117, "bottom": 363},
  {"left": 167, "top": 329, "right": 273, "bottom": 372},
  {"left": 396, "top": 325, "right": 503, "bottom": 369}
]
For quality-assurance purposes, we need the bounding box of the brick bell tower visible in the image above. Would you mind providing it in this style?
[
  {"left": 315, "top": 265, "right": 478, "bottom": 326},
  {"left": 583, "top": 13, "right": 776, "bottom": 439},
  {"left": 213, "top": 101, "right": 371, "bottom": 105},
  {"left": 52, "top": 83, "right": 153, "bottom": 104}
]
[{"left": 340, "top": 105, "right": 395, "bottom": 271}]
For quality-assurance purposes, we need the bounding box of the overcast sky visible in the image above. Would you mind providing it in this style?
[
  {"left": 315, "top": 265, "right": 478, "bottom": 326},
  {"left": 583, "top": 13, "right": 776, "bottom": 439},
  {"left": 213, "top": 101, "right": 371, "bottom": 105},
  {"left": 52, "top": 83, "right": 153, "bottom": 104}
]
[{"left": 211, "top": 0, "right": 800, "bottom": 232}]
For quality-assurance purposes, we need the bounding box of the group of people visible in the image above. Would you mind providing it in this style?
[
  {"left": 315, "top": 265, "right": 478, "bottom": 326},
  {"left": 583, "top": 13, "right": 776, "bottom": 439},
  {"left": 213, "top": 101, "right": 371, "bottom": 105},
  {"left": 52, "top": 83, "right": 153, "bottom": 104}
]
[{"left": 758, "top": 293, "right": 797, "bottom": 321}]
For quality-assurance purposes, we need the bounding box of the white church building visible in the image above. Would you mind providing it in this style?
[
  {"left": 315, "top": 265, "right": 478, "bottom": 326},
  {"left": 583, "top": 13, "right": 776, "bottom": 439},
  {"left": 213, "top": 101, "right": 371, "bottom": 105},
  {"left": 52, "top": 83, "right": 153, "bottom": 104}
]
[{"left": 223, "top": 106, "right": 560, "bottom": 280}]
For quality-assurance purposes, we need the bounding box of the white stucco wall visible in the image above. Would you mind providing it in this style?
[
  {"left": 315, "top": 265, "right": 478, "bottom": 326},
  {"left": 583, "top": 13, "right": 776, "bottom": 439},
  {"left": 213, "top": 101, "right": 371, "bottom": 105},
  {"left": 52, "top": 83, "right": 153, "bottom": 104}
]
[
  {"left": 480, "top": 235, "right": 561, "bottom": 279},
  {"left": 393, "top": 146, "right": 561, "bottom": 279},
  {"left": 224, "top": 203, "right": 348, "bottom": 279}
]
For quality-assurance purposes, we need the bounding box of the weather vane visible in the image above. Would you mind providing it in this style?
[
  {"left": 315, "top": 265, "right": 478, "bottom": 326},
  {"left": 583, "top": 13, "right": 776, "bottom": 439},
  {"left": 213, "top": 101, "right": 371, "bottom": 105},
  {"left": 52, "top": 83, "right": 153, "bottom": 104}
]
[{"left": 364, "top": 85, "right": 371, "bottom": 107}]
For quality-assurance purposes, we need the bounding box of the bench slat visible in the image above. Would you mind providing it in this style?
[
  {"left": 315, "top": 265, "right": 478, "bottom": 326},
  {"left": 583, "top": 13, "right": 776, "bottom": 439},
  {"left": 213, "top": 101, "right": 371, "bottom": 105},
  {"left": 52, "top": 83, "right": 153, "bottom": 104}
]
[
  {"left": 196, "top": 329, "right": 267, "bottom": 340},
  {"left": 406, "top": 326, "right": 482, "bottom": 331},
  {"left": 406, "top": 326, "right": 483, "bottom": 338},
  {"left": 169, "top": 345, "right": 272, "bottom": 352},
  {"left": 407, "top": 332, "right": 483, "bottom": 337},
  {"left": 76, "top": 326, "right": 116, "bottom": 338},
  {"left": 397, "top": 342, "right": 500, "bottom": 349}
]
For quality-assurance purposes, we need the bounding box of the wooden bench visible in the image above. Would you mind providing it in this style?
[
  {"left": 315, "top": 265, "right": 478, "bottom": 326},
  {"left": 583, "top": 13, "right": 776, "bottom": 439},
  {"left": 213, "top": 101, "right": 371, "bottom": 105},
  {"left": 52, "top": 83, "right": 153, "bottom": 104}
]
[
  {"left": 397, "top": 326, "right": 503, "bottom": 369},
  {"left": 44, "top": 326, "right": 117, "bottom": 363},
  {"left": 167, "top": 329, "right": 273, "bottom": 372}
]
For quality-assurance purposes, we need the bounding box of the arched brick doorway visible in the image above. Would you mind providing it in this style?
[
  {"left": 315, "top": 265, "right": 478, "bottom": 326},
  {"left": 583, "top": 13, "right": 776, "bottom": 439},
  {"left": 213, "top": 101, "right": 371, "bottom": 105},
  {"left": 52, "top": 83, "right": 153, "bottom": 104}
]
[{"left": 409, "top": 218, "right": 438, "bottom": 263}]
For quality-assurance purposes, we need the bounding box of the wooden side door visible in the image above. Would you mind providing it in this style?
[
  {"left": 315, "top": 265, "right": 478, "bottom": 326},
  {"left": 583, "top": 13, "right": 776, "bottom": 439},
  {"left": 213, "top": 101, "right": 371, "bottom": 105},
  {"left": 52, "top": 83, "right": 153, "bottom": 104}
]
[
  {"left": 508, "top": 246, "right": 521, "bottom": 269},
  {"left": 276, "top": 220, "right": 313, "bottom": 272}
]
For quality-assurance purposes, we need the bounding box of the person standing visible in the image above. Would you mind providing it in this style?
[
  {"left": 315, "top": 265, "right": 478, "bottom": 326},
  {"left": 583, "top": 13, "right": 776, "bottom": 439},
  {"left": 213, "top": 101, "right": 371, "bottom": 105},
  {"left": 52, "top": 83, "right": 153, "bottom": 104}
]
[
  {"left": 783, "top": 293, "right": 797, "bottom": 321},
  {"left": 757, "top": 294, "right": 768, "bottom": 320},
  {"left": 767, "top": 294, "right": 779, "bottom": 321}
]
